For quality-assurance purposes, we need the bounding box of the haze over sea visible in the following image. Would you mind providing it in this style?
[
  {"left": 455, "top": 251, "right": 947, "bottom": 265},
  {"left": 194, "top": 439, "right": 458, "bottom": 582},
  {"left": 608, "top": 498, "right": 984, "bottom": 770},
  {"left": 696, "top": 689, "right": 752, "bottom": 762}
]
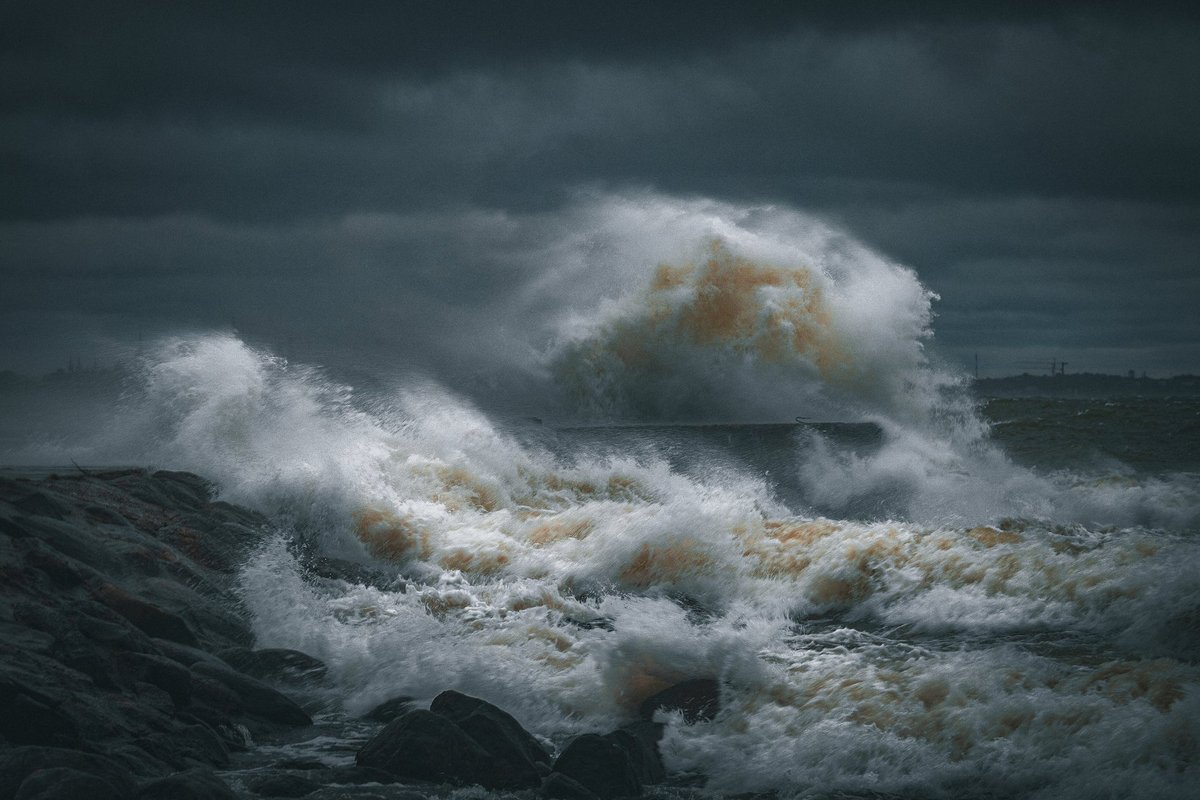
[{"left": 3, "top": 197, "right": 1198, "bottom": 799}]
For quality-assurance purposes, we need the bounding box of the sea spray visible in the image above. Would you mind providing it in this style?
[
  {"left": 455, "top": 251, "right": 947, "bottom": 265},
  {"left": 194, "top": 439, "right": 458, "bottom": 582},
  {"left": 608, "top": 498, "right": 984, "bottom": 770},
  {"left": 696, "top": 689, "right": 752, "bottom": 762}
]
[{"left": 5, "top": 193, "right": 1196, "bottom": 798}]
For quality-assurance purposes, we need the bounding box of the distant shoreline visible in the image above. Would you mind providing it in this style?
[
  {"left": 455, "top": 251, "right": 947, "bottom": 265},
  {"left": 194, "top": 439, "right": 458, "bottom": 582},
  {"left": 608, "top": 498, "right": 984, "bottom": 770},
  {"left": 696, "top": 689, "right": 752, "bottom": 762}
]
[{"left": 974, "top": 372, "right": 1200, "bottom": 398}]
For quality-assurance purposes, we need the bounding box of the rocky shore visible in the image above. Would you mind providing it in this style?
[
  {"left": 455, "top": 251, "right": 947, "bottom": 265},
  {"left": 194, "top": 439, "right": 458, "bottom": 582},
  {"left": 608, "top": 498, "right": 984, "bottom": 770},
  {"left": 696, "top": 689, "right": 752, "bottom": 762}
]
[{"left": 0, "top": 469, "right": 716, "bottom": 800}]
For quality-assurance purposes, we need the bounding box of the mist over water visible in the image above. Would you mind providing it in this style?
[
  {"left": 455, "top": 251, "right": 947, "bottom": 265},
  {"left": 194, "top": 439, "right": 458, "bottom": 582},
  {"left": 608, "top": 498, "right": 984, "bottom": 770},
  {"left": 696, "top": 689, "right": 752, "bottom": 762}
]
[{"left": 3, "top": 195, "right": 1198, "bottom": 798}]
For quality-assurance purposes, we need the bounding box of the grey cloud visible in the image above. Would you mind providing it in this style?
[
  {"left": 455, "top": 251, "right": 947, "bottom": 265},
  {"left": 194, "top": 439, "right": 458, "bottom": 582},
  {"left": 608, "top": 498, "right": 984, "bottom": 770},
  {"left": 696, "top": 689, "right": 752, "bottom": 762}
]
[{"left": 1, "top": 2, "right": 1197, "bottom": 386}]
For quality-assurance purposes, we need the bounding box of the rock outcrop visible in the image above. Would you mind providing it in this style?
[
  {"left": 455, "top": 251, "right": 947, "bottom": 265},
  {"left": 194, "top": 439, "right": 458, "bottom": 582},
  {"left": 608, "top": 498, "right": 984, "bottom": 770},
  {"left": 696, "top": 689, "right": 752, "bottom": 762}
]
[{"left": 0, "top": 469, "right": 319, "bottom": 798}]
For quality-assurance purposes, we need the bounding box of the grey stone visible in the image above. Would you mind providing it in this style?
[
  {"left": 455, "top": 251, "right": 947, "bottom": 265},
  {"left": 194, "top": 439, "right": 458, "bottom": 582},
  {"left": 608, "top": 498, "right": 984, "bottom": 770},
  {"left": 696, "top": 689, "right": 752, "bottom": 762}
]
[{"left": 552, "top": 734, "right": 641, "bottom": 800}]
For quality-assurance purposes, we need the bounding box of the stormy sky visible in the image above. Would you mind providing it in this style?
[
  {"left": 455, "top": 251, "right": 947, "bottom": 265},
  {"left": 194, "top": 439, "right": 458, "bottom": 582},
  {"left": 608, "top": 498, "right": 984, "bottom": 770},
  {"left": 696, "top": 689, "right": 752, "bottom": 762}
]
[{"left": 2, "top": 0, "right": 1199, "bottom": 388}]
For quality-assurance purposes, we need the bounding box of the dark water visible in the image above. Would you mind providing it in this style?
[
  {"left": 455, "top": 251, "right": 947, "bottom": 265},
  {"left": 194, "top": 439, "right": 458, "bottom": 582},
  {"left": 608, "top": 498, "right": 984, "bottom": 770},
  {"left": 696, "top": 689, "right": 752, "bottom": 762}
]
[{"left": 3, "top": 347, "right": 1198, "bottom": 799}]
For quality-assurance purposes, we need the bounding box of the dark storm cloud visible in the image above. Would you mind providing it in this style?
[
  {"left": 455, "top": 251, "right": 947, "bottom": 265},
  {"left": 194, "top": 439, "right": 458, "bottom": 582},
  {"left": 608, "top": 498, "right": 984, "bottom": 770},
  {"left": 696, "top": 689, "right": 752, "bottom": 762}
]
[{"left": 1, "top": 1, "right": 1198, "bottom": 383}]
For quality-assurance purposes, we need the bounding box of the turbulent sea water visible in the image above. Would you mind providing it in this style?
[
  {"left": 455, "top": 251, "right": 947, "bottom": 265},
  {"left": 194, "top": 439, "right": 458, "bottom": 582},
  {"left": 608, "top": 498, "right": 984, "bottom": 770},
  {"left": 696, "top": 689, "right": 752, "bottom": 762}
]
[
  {"left": 13, "top": 336, "right": 1187, "bottom": 800},
  {"left": 4, "top": 199, "right": 1199, "bottom": 798}
]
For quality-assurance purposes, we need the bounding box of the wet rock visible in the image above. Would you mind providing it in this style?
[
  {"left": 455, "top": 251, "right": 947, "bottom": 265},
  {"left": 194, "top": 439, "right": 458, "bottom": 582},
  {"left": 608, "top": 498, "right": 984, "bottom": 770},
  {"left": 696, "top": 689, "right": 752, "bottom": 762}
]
[
  {"left": 130, "top": 721, "right": 230, "bottom": 770},
  {"left": 123, "top": 652, "right": 193, "bottom": 707},
  {"left": 305, "top": 790, "right": 425, "bottom": 800},
  {"left": 430, "top": 689, "right": 551, "bottom": 768},
  {"left": 272, "top": 759, "right": 325, "bottom": 771},
  {"left": 12, "top": 492, "right": 70, "bottom": 521},
  {"left": 309, "top": 766, "right": 396, "bottom": 785},
  {"left": 218, "top": 647, "right": 328, "bottom": 684},
  {"left": 91, "top": 582, "right": 199, "bottom": 647},
  {"left": 150, "top": 471, "right": 214, "bottom": 511},
  {"left": 246, "top": 773, "right": 320, "bottom": 797},
  {"left": 638, "top": 678, "right": 719, "bottom": 723},
  {"left": 135, "top": 767, "right": 238, "bottom": 800},
  {"left": 356, "top": 709, "right": 499, "bottom": 786},
  {"left": 0, "top": 691, "right": 80, "bottom": 748},
  {"left": 75, "top": 610, "right": 157, "bottom": 654},
  {"left": 363, "top": 696, "right": 416, "bottom": 723},
  {"left": 190, "top": 660, "right": 312, "bottom": 727},
  {"left": 542, "top": 771, "right": 601, "bottom": 800},
  {"left": 606, "top": 722, "right": 665, "bottom": 784},
  {"left": 14, "top": 767, "right": 123, "bottom": 800},
  {"left": 83, "top": 505, "right": 129, "bottom": 526},
  {"left": 0, "top": 747, "right": 136, "bottom": 800},
  {"left": 552, "top": 733, "right": 641, "bottom": 800},
  {"left": 151, "top": 638, "right": 226, "bottom": 668}
]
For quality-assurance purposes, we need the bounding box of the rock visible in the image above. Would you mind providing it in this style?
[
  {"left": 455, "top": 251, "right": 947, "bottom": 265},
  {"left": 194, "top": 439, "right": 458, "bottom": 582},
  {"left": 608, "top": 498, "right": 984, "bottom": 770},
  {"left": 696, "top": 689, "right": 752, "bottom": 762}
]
[
  {"left": 272, "top": 759, "right": 325, "bottom": 771},
  {"left": 356, "top": 709, "right": 499, "bottom": 787},
  {"left": 75, "top": 610, "right": 157, "bottom": 654},
  {"left": 552, "top": 734, "right": 641, "bottom": 799},
  {"left": 542, "top": 772, "right": 601, "bottom": 800},
  {"left": 310, "top": 766, "right": 396, "bottom": 785},
  {"left": 130, "top": 722, "right": 230, "bottom": 770},
  {"left": 606, "top": 722, "right": 665, "bottom": 784},
  {"left": 90, "top": 582, "right": 199, "bottom": 647},
  {"left": 150, "top": 471, "right": 214, "bottom": 510},
  {"left": 190, "top": 660, "right": 312, "bottom": 727},
  {"left": 430, "top": 689, "right": 551, "bottom": 767},
  {"left": 12, "top": 492, "right": 71, "bottom": 521},
  {"left": 14, "top": 767, "right": 123, "bottom": 800},
  {"left": 0, "top": 747, "right": 136, "bottom": 800},
  {"left": 246, "top": 773, "right": 320, "bottom": 797},
  {"left": 122, "top": 652, "right": 193, "bottom": 707},
  {"left": 363, "top": 696, "right": 416, "bottom": 723},
  {"left": 135, "top": 767, "right": 238, "bottom": 800},
  {"left": 638, "top": 678, "right": 719, "bottom": 723},
  {"left": 217, "top": 648, "right": 328, "bottom": 684},
  {"left": 150, "top": 638, "right": 226, "bottom": 668},
  {"left": 0, "top": 691, "right": 80, "bottom": 748}
]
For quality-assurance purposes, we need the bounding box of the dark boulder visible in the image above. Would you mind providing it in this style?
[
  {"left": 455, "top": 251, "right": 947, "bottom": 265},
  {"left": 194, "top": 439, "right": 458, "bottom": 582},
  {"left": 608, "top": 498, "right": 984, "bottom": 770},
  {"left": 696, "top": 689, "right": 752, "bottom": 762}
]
[
  {"left": 135, "top": 767, "right": 238, "bottom": 800},
  {"left": 430, "top": 689, "right": 550, "bottom": 767},
  {"left": 356, "top": 709, "right": 499, "bottom": 786},
  {"left": 217, "top": 648, "right": 328, "bottom": 684},
  {"left": 552, "top": 733, "right": 641, "bottom": 799},
  {"left": 245, "top": 773, "right": 321, "bottom": 797},
  {"left": 606, "top": 722, "right": 665, "bottom": 784},
  {"left": 363, "top": 696, "right": 416, "bottom": 723},
  {"left": 14, "top": 767, "right": 123, "bottom": 800},
  {"left": 0, "top": 747, "right": 136, "bottom": 800},
  {"left": 638, "top": 678, "right": 719, "bottom": 723},
  {"left": 542, "top": 771, "right": 601, "bottom": 800},
  {"left": 12, "top": 493, "right": 71, "bottom": 521},
  {"left": 122, "top": 652, "right": 193, "bottom": 707},
  {"left": 0, "top": 692, "right": 80, "bottom": 748},
  {"left": 90, "top": 583, "right": 199, "bottom": 647},
  {"left": 190, "top": 661, "right": 312, "bottom": 727}
]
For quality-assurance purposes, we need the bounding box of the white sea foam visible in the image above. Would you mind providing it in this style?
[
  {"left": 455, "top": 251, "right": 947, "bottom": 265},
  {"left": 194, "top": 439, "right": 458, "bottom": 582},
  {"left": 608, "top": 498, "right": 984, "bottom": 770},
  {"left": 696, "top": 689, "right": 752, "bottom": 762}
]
[
  {"left": 18, "top": 193, "right": 1196, "bottom": 797},
  {"left": 66, "top": 330, "right": 1191, "bottom": 797}
]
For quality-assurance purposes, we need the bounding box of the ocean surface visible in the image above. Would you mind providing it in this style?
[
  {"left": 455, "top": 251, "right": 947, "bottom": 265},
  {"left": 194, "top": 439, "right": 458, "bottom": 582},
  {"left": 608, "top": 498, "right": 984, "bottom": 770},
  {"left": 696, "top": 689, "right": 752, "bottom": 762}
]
[
  {"left": 5, "top": 333, "right": 1195, "bottom": 799},
  {"left": 2, "top": 202, "right": 1197, "bottom": 797}
]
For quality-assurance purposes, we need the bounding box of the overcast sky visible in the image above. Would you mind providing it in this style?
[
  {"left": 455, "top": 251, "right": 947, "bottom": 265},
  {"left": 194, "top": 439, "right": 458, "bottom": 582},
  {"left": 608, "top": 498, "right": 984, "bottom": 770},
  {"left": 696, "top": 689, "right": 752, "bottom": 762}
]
[{"left": 2, "top": 0, "right": 1198, "bottom": 388}]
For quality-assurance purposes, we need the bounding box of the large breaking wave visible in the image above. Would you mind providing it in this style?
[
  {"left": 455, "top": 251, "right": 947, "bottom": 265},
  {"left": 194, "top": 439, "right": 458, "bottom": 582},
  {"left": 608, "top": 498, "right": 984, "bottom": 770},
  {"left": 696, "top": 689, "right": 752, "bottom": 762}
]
[{"left": 3, "top": 193, "right": 1198, "bottom": 798}]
